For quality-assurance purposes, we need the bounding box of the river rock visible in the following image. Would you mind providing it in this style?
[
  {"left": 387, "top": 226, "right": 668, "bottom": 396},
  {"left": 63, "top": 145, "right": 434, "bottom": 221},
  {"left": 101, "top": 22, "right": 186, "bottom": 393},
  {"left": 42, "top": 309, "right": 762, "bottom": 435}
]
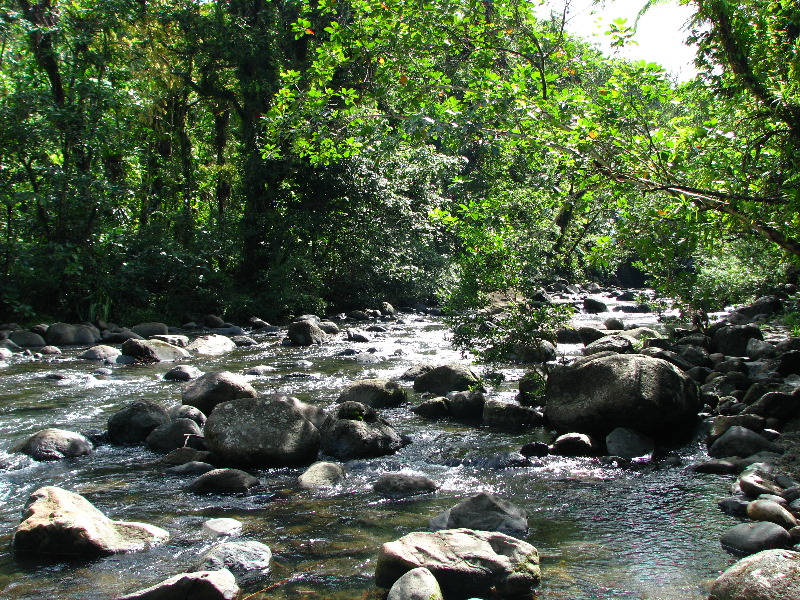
[
  {"left": 167, "top": 404, "right": 207, "bottom": 427},
  {"left": 13, "top": 486, "right": 169, "bottom": 557},
  {"left": 204, "top": 314, "right": 226, "bottom": 328},
  {"left": 188, "top": 468, "right": 260, "bottom": 495},
  {"left": 45, "top": 322, "right": 97, "bottom": 346},
  {"left": 742, "top": 391, "right": 800, "bottom": 422},
  {"left": 13, "top": 428, "right": 93, "bottom": 461},
  {"left": 145, "top": 418, "right": 203, "bottom": 453},
  {"left": 151, "top": 334, "right": 190, "bottom": 347},
  {"left": 544, "top": 354, "right": 700, "bottom": 438},
  {"left": 713, "top": 324, "right": 763, "bottom": 357},
  {"left": 181, "top": 371, "right": 257, "bottom": 416},
  {"left": 202, "top": 518, "right": 242, "bottom": 537},
  {"left": 298, "top": 461, "right": 346, "bottom": 489},
  {"left": 336, "top": 378, "right": 406, "bottom": 408},
  {"left": 186, "top": 334, "right": 236, "bottom": 355},
  {"left": 482, "top": 400, "right": 543, "bottom": 430},
  {"left": 550, "top": 432, "right": 599, "bottom": 456},
  {"left": 446, "top": 390, "right": 486, "bottom": 419},
  {"left": 413, "top": 364, "right": 483, "bottom": 396},
  {"left": 130, "top": 322, "right": 169, "bottom": 338},
  {"left": 166, "top": 461, "right": 215, "bottom": 475},
  {"left": 78, "top": 345, "right": 122, "bottom": 362},
  {"left": 375, "top": 528, "right": 540, "bottom": 598},
  {"left": 107, "top": 400, "right": 170, "bottom": 445},
  {"left": 373, "top": 474, "right": 438, "bottom": 498},
  {"left": 584, "top": 335, "right": 635, "bottom": 356},
  {"left": 720, "top": 521, "right": 792, "bottom": 555},
  {"left": 605, "top": 427, "right": 654, "bottom": 460},
  {"left": 204, "top": 397, "right": 320, "bottom": 467},
  {"left": 288, "top": 320, "right": 327, "bottom": 345},
  {"left": 121, "top": 338, "right": 190, "bottom": 363},
  {"left": 709, "top": 415, "right": 767, "bottom": 444},
  {"left": 429, "top": 492, "right": 527, "bottom": 538},
  {"left": 114, "top": 569, "right": 239, "bottom": 600},
  {"left": 320, "top": 402, "right": 404, "bottom": 460},
  {"left": 9, "top": 330, "right": 46, "bottom": 347},
  {"left": 191, "top": 541, "right": 272, "bottom": 587},
  {"left": 402, "top": 364, "right": 435, "bottom": 381},
  {"left": 161, "top": 447, "right": 216, "bottom": 466},
  {"left": 583, "top": 297, "right": 608, "bottom": 314},
  {"left": 708, "top": 426, "right": 782, "bottom": 459},
  {"left": 412, "top": 397, "right": 450, "bottom": 418},
  {"left": 387, "top": 566, "right": 443, "bottom": 600},
  {"left": 747, "top": 499, "right": 798, "bottom": 529},
  {"left": 708, "top": 549, "right": 800, "bottom": 600},
  {"left": 738, "top": 474, "right": 783, "bottom": 499}
]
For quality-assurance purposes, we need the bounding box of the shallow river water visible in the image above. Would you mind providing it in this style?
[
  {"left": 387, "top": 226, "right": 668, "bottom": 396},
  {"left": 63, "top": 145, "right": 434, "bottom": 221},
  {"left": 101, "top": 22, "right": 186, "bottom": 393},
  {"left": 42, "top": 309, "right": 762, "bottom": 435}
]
[{"left": 0, "top": 305, "right": 739, "bottom": 600}]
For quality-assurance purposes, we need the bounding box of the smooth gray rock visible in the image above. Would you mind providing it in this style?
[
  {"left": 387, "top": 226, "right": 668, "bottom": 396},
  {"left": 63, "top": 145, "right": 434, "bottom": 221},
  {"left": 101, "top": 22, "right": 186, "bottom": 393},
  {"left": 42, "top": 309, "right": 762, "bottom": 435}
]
[
  {"left": 336, "top": 378, "right": 406, "bottom": 408},
  {"left": 429, "top": 492, "right": 527, "bottom": 538},
  {"left": 79, "top": 345, "right": 122, "bottom": 362},
  {"left": 9, "top": 330, "right": 46, "bottom": 347},
  {"left": 605, "top": 427, "right": 654, "bottom": 460},
  {"left": 188, "top": 469, "right": 260, "bottom": 495},
  {"left": 186, "top": 334, "right": 236, "bottom": 356},
  {"left": 130, "top": 322, "right": 169, "bottom": 338},
  {"left": 164, "top": 365, "right": 202, "bottom": 381},
  {"left": 121, "top": 338, "right": 190, "bottom": 363},
  {"left": 288, "top": 320, "right": 327, "bottom": 345},
  {"left": 720, "top": 521, "right": 792, "bottom": 556},
  {"left": 713, "top": 325, "right": 763, "bottom": 357},
  {"left": 320, "top": 402, "right": 404, "bottom": 460},
  {"left": 145, "top": 418, "right": 203, "bottom": 453},
  {"left": 413, "top": 364, "right": 482, "bottom": 396},
  {"left": 182, "top": 371, "right": 257, "bottom": 416},
  {"left": 373, "top": 474, "right": 438, "bottom": 499},
  {"left": 13, "top": 428, "right": 93, "bottom": 461},
  {"left": 108, "top": 401, "right": 170, "bottom": 445},
  {"left": 709, "top": 426, "right": 782, "bottom": 459},
  {"left": 45, "top": 322, "right": 97, "bottom": 346}
]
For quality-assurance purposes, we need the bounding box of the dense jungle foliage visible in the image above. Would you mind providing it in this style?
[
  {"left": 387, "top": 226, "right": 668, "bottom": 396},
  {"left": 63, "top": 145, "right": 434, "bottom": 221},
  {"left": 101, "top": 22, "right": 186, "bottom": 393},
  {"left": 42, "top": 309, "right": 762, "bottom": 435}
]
[{"left": 0, "top": 0, "right": 798, "bottom": 324}]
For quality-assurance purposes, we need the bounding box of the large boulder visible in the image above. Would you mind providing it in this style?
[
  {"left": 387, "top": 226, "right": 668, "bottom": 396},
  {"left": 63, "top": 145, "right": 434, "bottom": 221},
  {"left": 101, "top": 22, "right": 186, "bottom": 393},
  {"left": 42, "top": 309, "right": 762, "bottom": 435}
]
[
  {"left": 375, "top": 528, "right": 540, "bottom": 599},
  {"left": 204, "top": 397, "right": 320, "bottom": 467},
  {"left": 121, "top": 339, "right": 190, "bottom": 363},
  {"left": 708, "top": 549, "right": 800, "bottom": 600},
  {"left": 336, "top": 378, "right": 406, "bottom": 408},
  {"left": 287, "top": 320, "right": 326, "bottom": 345},
  {"left": 544, "top": 354, "right": 700, "bottom": 438},
  {"left": 107, "top": 401, "right": 170, "bottom": 445},
  {"left": 182, "top": 371, "right": 257, "bottom": 416},
  {"left": 413, "top": 364, "right": 482, "bottom": 396},
  {"left": 429, "top": 492, "right": 528, "bottom": 538},
  {"left": 186, "top": 334, "right": 236, "bottom": 356},
  {"left": 12, "top": 428, "right": 93, "bottom": 461},
  {"left": 13, "top": 486, "right": 168, "bottom": 557},
  {"left": 319, "top": 402, "right": 404, "bottom": 460},
  {"left": 114, "top": 569, "right": 239, "bottom": 600}
]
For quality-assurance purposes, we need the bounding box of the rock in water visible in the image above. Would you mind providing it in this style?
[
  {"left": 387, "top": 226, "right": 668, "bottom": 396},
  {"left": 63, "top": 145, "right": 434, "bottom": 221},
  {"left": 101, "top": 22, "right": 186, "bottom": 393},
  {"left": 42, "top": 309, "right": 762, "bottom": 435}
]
[
  {"left": 428, "top": 492, "right": 528, "bottom": 538},
  {"left": 544, "top": 353, "right": 700, "bottom": 438},
  {"left": 204, "top": 397, "right": 320, "bottom": 467},
  {"left": 114, "top": 569, "right": 239, "bottom": 600},
  {"left": 336, "top": 378, "right": 406, "bottom": 408},
  {"left": 720, "top": 521, "right": 792, "bottom": 556},
  {"left": 182, "top": 371, "right": 257, "bottom": 416},
  {"left": 413, "top": 364, "right": 483, "bottom": 396},
  {"left": 709, "top": 549, "right": 800, "bottom": 600},
  {"left": 13, "top": 428, "right": 93, "bottom": 461},
  {"left": 191, "top": 541, "right": 272, "bottom": 586},
  {"left": 387, "top": 567, "right": 443, "bottom": 600},
  {"left": 13, "top": 486, "right": 168, "bottom": 557},
  {"left": 375, "top": 528, "right": 540, "bottom": 598}
]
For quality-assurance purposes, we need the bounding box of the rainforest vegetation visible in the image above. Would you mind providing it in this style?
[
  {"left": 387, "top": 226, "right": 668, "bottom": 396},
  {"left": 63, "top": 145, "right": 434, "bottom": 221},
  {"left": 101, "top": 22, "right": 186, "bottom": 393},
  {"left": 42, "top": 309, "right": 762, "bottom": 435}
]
[{"left": 0, "top": 0, "right": 798, "bottom": 324}]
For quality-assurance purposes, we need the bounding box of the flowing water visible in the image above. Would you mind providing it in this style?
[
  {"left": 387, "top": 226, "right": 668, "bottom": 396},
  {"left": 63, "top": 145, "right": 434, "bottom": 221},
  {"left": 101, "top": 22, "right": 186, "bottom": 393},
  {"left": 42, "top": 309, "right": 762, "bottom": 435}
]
[{"left": 0, "top": 302, "right": 738, "bottom": 600}]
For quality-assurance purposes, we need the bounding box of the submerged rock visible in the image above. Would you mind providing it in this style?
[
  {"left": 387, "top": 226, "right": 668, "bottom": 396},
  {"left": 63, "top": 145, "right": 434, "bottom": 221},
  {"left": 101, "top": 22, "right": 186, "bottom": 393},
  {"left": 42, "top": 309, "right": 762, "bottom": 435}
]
[
  {"left": 13, "top": 486, "right": 168, "bottom": 557},
  {"left": 429, "top": 492, "right": 528, "bottom": 538}
]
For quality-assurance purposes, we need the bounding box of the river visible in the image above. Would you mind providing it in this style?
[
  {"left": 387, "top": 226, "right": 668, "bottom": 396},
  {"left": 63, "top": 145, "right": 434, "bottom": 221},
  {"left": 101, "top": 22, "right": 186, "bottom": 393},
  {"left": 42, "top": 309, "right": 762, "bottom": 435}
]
[{"left": 0, "top": 302, "right": 736, "bottom": 599}]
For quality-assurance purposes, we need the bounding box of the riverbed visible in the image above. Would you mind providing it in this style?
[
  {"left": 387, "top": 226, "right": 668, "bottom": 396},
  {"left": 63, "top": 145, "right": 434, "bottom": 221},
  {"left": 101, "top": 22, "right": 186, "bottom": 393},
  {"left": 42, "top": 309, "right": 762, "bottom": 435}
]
[{"left": 0, "top": 304, "right": 736, "bottom": 599}]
